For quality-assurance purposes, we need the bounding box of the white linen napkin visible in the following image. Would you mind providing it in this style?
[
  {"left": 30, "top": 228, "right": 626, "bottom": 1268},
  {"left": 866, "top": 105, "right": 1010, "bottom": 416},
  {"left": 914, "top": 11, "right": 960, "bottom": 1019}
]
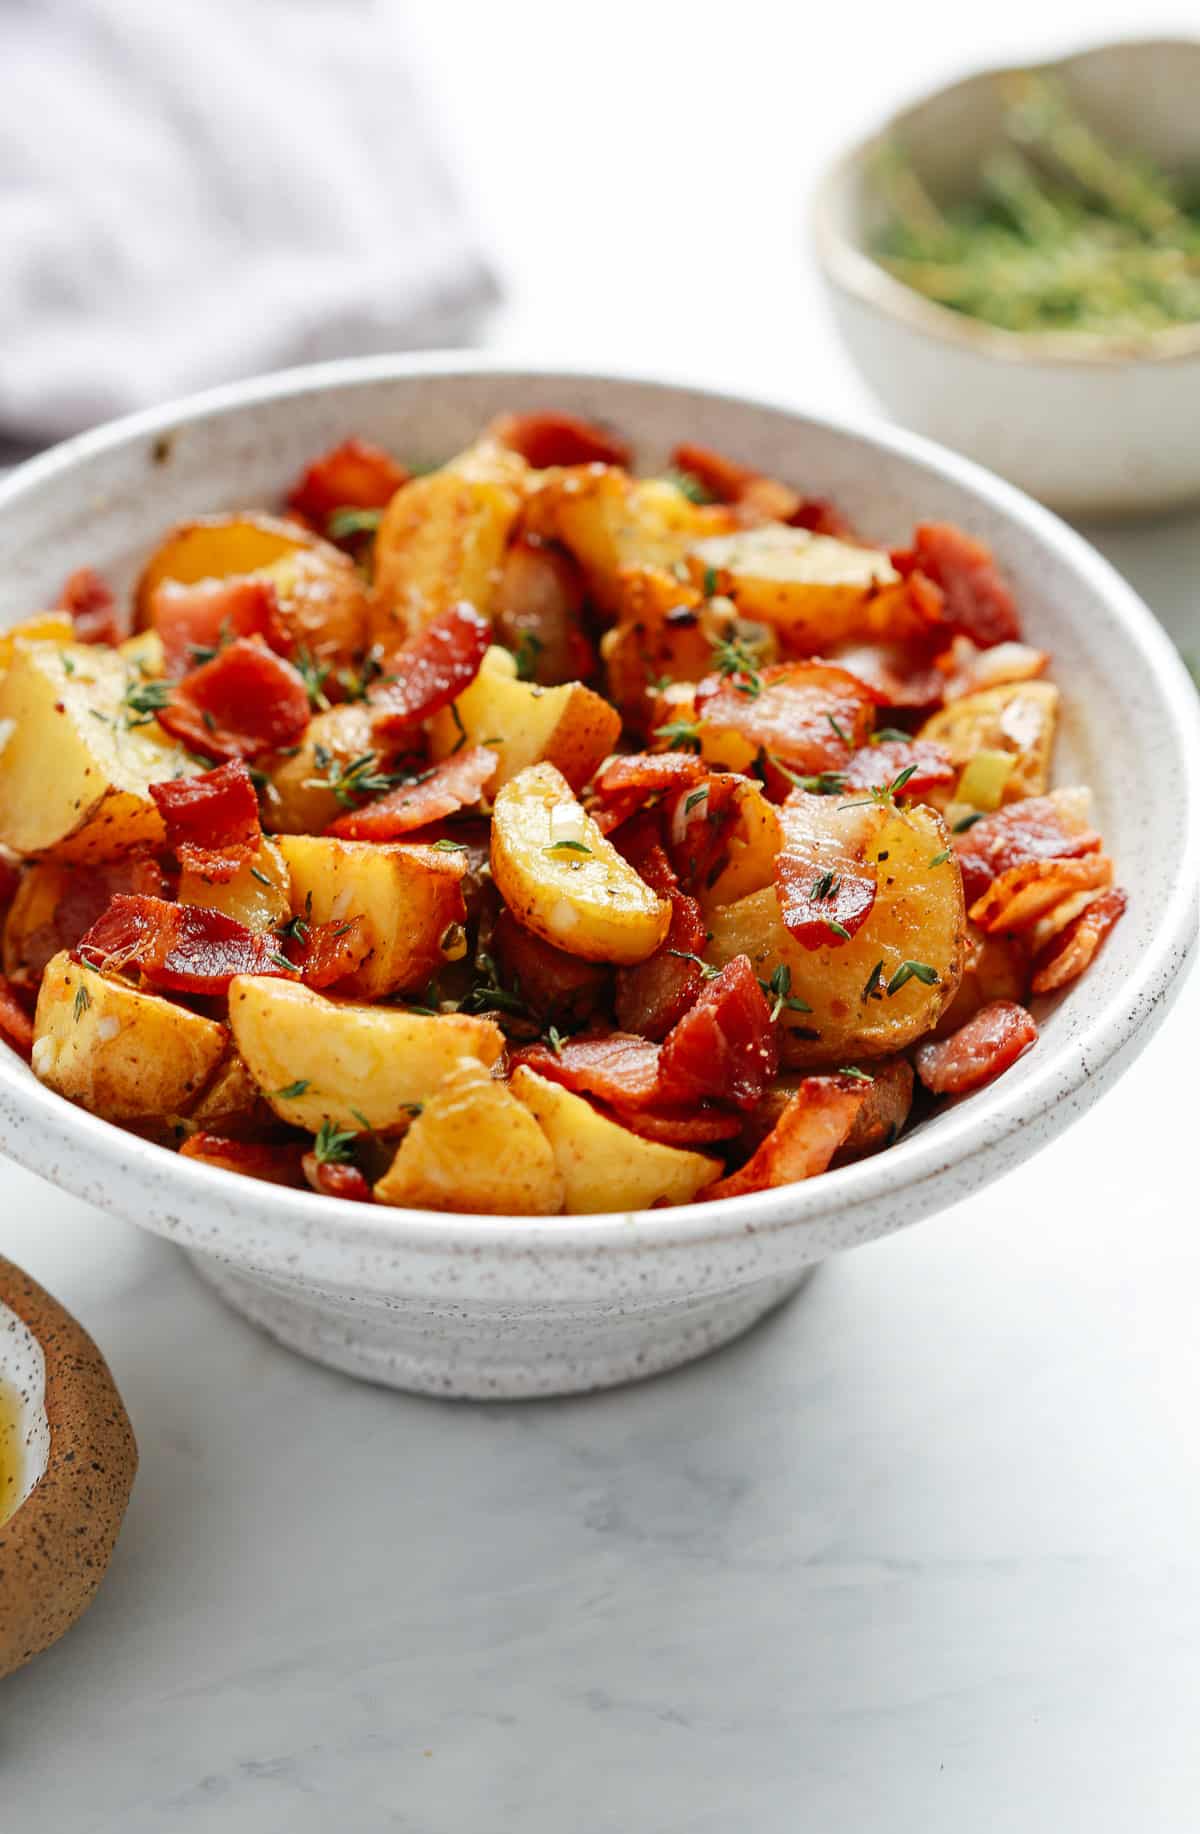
[{"left": 0, "top": 0, "right": 498, "bottom": 446}]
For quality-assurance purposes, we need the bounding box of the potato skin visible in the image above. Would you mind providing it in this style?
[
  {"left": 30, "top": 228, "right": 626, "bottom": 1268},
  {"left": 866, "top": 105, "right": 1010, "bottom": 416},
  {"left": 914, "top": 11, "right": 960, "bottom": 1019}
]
[
  {"left": 428, "top": 646, "right": 620, "bottom": 793},
  {"left": 490, "top": 763, "right": 670, "bottom": 965},
  {"left": 371, "top": 470, "right": 522, "bottom": 646},
  {"left": 374, "top": 1057, "right": 564, "bottom": 1214},
  {"left": 31, "top": 953, "right": 228, "bottom": 1122},
  {"left": 920, "top": 681, "right": 1060, "bottom": 804},
  {"left": 686, "top": 527, "right": 902, "bottom": 650},
  {"left": 261, "top": 701, "right": 376, "bottom": 835},
  {"left": 706, "top": 802, "right": 966, "bottom": 1068},
  {"left": 178, "top": 839, "right": 291, "bottom": 931}
]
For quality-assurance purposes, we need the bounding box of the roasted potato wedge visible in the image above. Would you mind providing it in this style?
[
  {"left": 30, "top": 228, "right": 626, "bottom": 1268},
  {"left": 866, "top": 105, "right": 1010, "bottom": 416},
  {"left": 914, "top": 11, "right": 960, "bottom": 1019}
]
[
  {"left": 375, "top": 1057, "right": 564, "bottom": 1214},
  {"left": 429, "top": 645, "right": 620, "bottom": 793},
  {"left": 186, "top": 1049, "right": 275, "bottom": 1134},
  {"left": 178, "top": 838, "right": 291, "bottom": 931},
  {"left": 490, "top": 764, "right": 670, "bottom": 965},
  {"left": 510, "top": 1065, "right": 721, "bottom": 1212},
  {"left": 0, "top": 613, "right": 73, "bottom": 673},
  {"left": 920, "top": 681, "right": 1059, "bottom": 805},
  {"left": 697, "top": 777, "right": 783, "bottom": 909},
  {"left": 706, "top": 801, "right": 965, "bottom": 1067},
  {"left": 529, "top": 469, "right": 733, "bottom": 613},
  {"left": 275, "top": 835, "right": 468, "bottom": 998},
  {"left": 687, "top": 527, "right": 905, "bottom": 649},
  {"left": 228, "top": 975, "right": 503, "bottom": 1134},
  {"left": 370, "top": 468, "right": 523, "bottom": 646},
  {"left": 260, "top": 701, "right": 376, "bottom": 835},
  {"left": 32, "top": 952, "right": 228, "bottom": 1121},
  {"left": 0, "top": 640, "right": 197, "bottom": 861}
]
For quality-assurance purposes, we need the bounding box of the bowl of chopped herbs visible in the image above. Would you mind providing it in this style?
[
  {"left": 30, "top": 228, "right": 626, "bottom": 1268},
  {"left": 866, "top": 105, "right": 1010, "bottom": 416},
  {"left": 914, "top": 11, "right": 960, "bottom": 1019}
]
[{"left": 813, "top": 39, "right": 1200, "bottom": 515}]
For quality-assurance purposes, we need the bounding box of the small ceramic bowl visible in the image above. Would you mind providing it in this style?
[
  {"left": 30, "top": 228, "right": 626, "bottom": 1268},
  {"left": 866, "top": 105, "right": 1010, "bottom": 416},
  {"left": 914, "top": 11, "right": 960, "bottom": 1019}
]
[
  {"left": 0, "top": 355, "right": 1196, "bottom": 1399},
  {"left": 813, "top": 38, "right": 1200, "bottom": 517}
]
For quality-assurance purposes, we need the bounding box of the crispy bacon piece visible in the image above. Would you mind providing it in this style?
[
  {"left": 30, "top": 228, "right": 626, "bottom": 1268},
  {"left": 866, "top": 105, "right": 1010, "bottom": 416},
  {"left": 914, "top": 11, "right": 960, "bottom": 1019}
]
[
  {"left": 826, "top": 640, "right": 945, "bottom": 708},
  {"left": 0, "top": 975, "right": 34, "bottom": 1058},
  {"left": 658, "top": 955, "right": 780, "bottom": 1111},
  {"left": 326, "top": 746, "right": 496, "bottom": 840},
  {"left": 512, "top": 1033, "right": 663, "bottom": 1108},
  {"left": 157, "top": 637, "right": 312, "bottom": 761},
  {"left": 893, "top": 524, "right": 1021, "bottom": 648},
  {"left": 969, "top": 854, "right": 1113, "bottom": 934},
  {"left": 491, "top": 410, "right": 632, "bottom": 470},
  {"left": 774, "top": 794, "right": 878, "bottom": 950},
  {"left": 492, "top": 909, "right": 609, "bottom": 1025},
  {"left": 662, "top": 773, "right": 742, "bottom": 895},
  {"left": 669, "top": 442, "right": 855, "bottom": 537},
  {"left": 180, "top": 1133, "right": 308, "bottom": 1187},
  {"left": 1031, "top": 887, "right": 1127, "bottom": 995},
  {"left": 706, "top": 1076, "right": 869, "bottom": 1199},
  {"left": 841, "top": 738, "right": 955, "bottom": 801},
  {"left": 915, "top": 999, "right": 1038, "bottom": 1095},
  {"left": 151, "top": 576, "right": 294, "bottom": 677},
  {"left": 697, "top": 662, "right": 876, "bottom": 774},
  {"left": 302, "top": 1155, "right": 375, "bottom": 1202},
  {"left": 56, "top": 566, "right": 125, "bottom": 645},
  {"left": 293, "top": 915, "right": 371, "bottom": 989},
  {"left": 591, "top": 751, "right": 706, "bottom": 838},
  {"left": 615, "top": 1105, "right": 740, "bottom": 1147},
  {"left": 610, "top": 812, "right": 678, "bottom": 896},
  {"left": 285, "top": 437, "right": 409, "bottom": 528},
  {"left": 369, "top": 601, "right": 491, "bottom": 738},
  {"left": 954, "top": 794, "right": 1102, "bottom": 906},
  {"left": 937, "top": 635, "right": 1049, "bottom": 702},
  {"left": 834, "top": 1057, "right": 915, "bottom": 1166},
  {"left": 614, "top": 887, "right": 707, "bottom": 1040},
  {"left": 74, "top": 894, "right": 365, "bottom": 995},
  {"left": 149, "top": 760, "right": 262, "bottom": 881},
  {"left": 7, "top": 858, "right": 166, "bottom": 982}
]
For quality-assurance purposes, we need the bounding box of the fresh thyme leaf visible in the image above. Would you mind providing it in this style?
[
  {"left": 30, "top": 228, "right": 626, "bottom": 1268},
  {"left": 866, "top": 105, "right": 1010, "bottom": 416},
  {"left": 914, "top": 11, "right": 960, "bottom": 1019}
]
[
  {"left": 654, "top": 718, "right": 703, "bottom": 753},
  {"left": 73, "top": 983, "right": 91, "bottom": 1022},
  {"left": 872, "top": 726, "right": 912, "bottom": 745},
  {"left": 826, "top": 712, "right": 849, "bottom": 743},
  {"left": 837, "top": 1065, "right": 874, "bottom": 1083},
  {"left": 684, "top": 788, "right": 709, "bottom": 815},
  {"left": 276, "top": 913, "right": 310, "bottom": 944},
  {"left": 123, "top": 677, "right": 171, "bottom": 717},
  {"left": 431, "top": 838, "right": 467, "bottom": 852},
  {"left": 312, "top": 1117, "right": 358, "bottom": 1162},
  {"left": 273, "top": 1079, "right": 310, "bottom": 1099},
  {"left": 861, "top": 960, "right": 885, "bottom": 1003},
  {"left": 953, "top": 811, "right": 986, "bottom": 833},
  {"left": 448, "top": 701, "right": 467, "bottom": 755},
  {"left": 249, "top": 866, "right": 273, "bottom": 886},
  {"left": 295, "top": 647, "right": 331, "bottom": 711},
  {"left": 544, "top": 839, "right": 592, "bottom": 856},
  {"left": 886, "top": 959, "right": 938, "bottom": 996},
  {"left": 666, "top": 466, "right": 714, "bottom": 505},
  {"left": 546, "top": 1024, "right": 566, "bottom": 1055},
  {"left": 61, "top": 655, "right": 75, "bottom": 675},
  {"left": 825, "top": 918, "right": 852, "bottom": 941},
  {"left": 710, "top": 634, "right": 763, "bottom": 699},
  {"left": 765, "top": 752, "right": 847, "bottom": 795},
  {"left": 702, "top": 565, "right": 719, "bottom": 597},
  {"left": 840, "top": 764, "right": 919, "bottom": 810},
  {"left": 327, "top": 506, "right": 384, "bottom": 541},
  {"left": 757, "top": 962, "right": 811, "bottom": 1020},
  {"left": 928, "top": 848, "right": 952, "bottom": 867},
  {"left": 513, "top": 629, "right": 544, "bottom": 681},
  {"left": 811, "top": 870, "right": 839, "bottom": 901},
  {"left": 667, "top": 948, "right": 721, "bottom": 980}
]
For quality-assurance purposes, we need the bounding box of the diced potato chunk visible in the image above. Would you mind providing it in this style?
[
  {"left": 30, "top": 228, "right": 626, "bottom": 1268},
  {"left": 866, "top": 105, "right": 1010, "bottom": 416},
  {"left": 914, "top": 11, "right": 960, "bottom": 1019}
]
[
  {"left": 261, "top": 701, "right": 376, "bottom": 835},
  {"left": 371, "top": 469, "right": 522, "bottom": 645},
  {"left": 187, "top": 1050, "right": 272, "bottom": 1131},
  {"left": 696, "top": 777, "right": 783, "bottom": 908},
  {"left": 32, "top": 952, "right": 228, "bottom": 1121},
  {"left": 275, "top": 835, "right": 468, "bottom": 998},
  {"left": 375, "top": 1057, "right": 564, "bottom": 1214},
  {"left": 531, "top": 469, "right": 733, "bottom": 613},
  {"left": 490, "top": 763, "right": 670, "bottom": 965},
  {"left": 0, "top": 640, "right": 197, "bottom": 861},
  {"left": 429, "top": 645, "right": 620, "bottom": 792},
  {"left": 706, "top": 802, "right": 965, "bottom": 1067},
  {"left": 920, "top": 682, "right": 1059, "bottom": 804},
  {"left": 179, "top": 839, "right": 291, "bottom": 931},
  {"left": 687, "top": 527, "right": 902, "bottom": 648},
  {"left": 228, "top": 975, "right": 503, "bottom": 1133},
  {"left": 509, "top": 1065, "right": 721, "bottom": 1212}
]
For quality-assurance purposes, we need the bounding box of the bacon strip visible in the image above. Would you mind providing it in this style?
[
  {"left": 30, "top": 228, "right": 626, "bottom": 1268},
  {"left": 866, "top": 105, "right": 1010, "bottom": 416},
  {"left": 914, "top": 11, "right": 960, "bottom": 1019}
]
[
  {"left": 6, "top": 858, "right": 166, "bottom": 982},
  {"left": 824, "top": 640, "right": 946, "bottom": 709},
  {"left": 969, "top": 854, "right": 1113, "bottom": 934},
  {"left": 369, "top": 602, "right": 491, "bottom": 738},
  {"left": 56, "top": 567, "right": 125, "bottom": 646},
  {"left": 302, "top": 1155, "right": 375, "bottom": 1201},
  {"left": 658, "top": 955, "right": 780, "bottom": 1111},
  {"left": 589, "top": 751, "right": 706, "bottom": 841},
  {"left": 73, "top": 894, "right": 366, "bottom": 995},
  {"left": 662, "top": 773, "right": 742, "bottom": 895},
  {"left": 915, "top": 1000, "right": 1038, "bottom": 1094},
  {"left": 491, "top": 910, "right": 609, "bottom": 1025},
  {"left": 149, "top": 761, "right": 262, "bottom": 881},
  {"left": 696, "top": 662, "right": 877, "bottom": 773},
  {"left": 954, "top": 794, "right": 1101, "bottom": 905},
  {"left": 0, "top": 975, "right": 34, "bottom": 1059},
  {"left": 326, "top": 746, "right": 497, "bottom": 840},
  {"left": 151, "top": 577, "right": 294, "bottom": 678},
  {"left": 180, "top": 1133, "right": 308, "bottom": 1187},
  {"left": 614, "top": 1105, "right": 740, "bottom": 1146},
  {"left": 892, "top": 523, "right": 1021, "bottom": 648},
  {"left": 491, "top": 410, "right": 632, "bottom": 470},
  {"left": 157, "top": 637, "right": 312, "bottom": 761},
  {"left": 285, "top": 437, "right": 409, "bottom": 528},
  {"left": 670, "top": 441, "right": 854, "bottom": 537},
  {"left": 614, "top": 887, "right": 707, "bottom": 1041},
  {"left": 706, "top": 1076, "right": 868, "bottom": 1199},
  {"left": 841, "top": 738, "right": 955, "bottom": 800},
  {"left": 1031, "top": 887, "right": 1126, "bottom": 995},
  {"left": 512, "top": 1034, "right": 662, "bottom": 1108}
]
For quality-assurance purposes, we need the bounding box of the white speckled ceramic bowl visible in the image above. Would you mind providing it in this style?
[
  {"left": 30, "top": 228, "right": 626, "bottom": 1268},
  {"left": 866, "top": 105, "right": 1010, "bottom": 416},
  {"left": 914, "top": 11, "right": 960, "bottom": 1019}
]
[
  {"left": 813, "top": 39, "right": 1200, "bottom": 516},
  {"left": 0, "top": 356, "right": 1196, "bottom": 1398}
]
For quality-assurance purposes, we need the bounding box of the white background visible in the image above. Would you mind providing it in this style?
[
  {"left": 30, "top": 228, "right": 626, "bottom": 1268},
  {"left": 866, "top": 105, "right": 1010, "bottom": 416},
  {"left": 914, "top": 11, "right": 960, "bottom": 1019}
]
[{"left": 4, "top": 6, "right": 1200, "bottom": 1830}]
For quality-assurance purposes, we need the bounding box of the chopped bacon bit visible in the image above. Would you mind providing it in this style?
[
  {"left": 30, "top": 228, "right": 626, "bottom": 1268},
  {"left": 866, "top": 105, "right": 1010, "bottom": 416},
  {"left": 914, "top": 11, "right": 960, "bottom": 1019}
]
[
  {"left": 369, "top": 601, "right": 491, "bottom": 738},
  {"left": 969, "top": 853, "right": 1113, "bottom": 934},
  {"left": 302, "top": 1154, "right": 375, "bottom": 1202},
  {"left": 893, "top": 524, "right": 1021, "bottom": 648},
  {"left": 75, "top": 894, "right": 297, "bottom": 993},
  {"left": 842, "top": 738, "right": 955, "bottom": 800},
  {"left": 786, "top": 496, "right": 857, "bottom": 540},
  {"left": 833, "top": 1057, "right": 915, "bottom": 1166},
  {"left": 706, "top": 1076, "right": 868, "bottom": 1198},
  {"left": 1031, "top": 887, "right": 1127, "bottom": 995},
  {"left": 669, "top": 442, "right": 855, "bottom": 538},
  {"left": 774, "top": 793, "right": 878, "bottom": 950},
  {"left": 149, "top": 760, "right": 262, "bottom": 881},
  {"left": 937, "top": 635, "right": 1049, "bottom": 702},
  {"left": 594, "top": 750, "right": 705, "bottom": 800},
  {"left": 6, "top": 858, "right": 166, "bottom": 983},
  {"left": 615, "top": 887, "right": 707, "bottom": 1040},
  {"left": 56, "top": 567, "right": 125, "bottom": 645},
  {"left": 697, "top": 662, "right": 876, "bottom": 773},
  {"left": 954, "top": 794, "right": 1102, "bottom": 906},
  {"left": 180, "top": 1133, "right": 307, "bottom": 1187},
  {"left": 513, "top": 1033, "right": 663, "bottom": 1107},
  {"left": 0, "top": 975, "right": 34, "bottom": 1058},
  {"left": 658, "top": 955, "right": 780, "bottom": 1111},
  {"left": 615, "top": 1104, "right": 740, "bottom": 1146},
  {"left": 326, "top": 746, "right": 496, "bottom": 840},
  {"left": 151, "top": 576, "right": 294, "bottom": 677},
  {"left": 825, "top": 640, "right": 946, "bottom": 708},
  {"left": 610, "top": 812, "right": 678, "bottom": 897},
  {"left": 491, "top": 410, "right": 632, "bottom": 470},
  {"left": 662, "top": 772, "right": 742, "bottom": 895},
  {"left": 157, "top": 637, "right": 311, "bottom": 761},
  {"left": 492, "top": 910, "right": 609, "bottom": 1025},
  {"left": 285, "top": 437, "right": 408, "bottom": 528},
  {"left": 915, "top": 999, "right": 1038, "bottom": 1095},
  {"left": 292, "top": 915, "right": 371, "bottom": 989}
]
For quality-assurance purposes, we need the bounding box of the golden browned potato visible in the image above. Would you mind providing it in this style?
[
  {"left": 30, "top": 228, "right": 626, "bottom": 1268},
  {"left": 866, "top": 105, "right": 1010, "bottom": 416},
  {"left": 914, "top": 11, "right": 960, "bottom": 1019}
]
[
  {"left": 228, "top": 975, "right": 504, "bottom": 1134},
  {"left": 375, "top": 1057, "right": 564, "bottom": 1214},
  {"left": 260, "top": 700, "right": 376, "bottom": 835},
  {"left": 275, "top": 835, "right": 468, "bottom": 998},
  {"left": 116, "top": 629, "right": 165, "bottom": 677},
  {"left": 0, "top": 613, "right": 72, "bottom": 674},
  {"left": 687, "top": 526, "right": 920, "bottom": 653},
  {"left": 920, "top": 681, "right": 1059, "bottom": 805},
  {"left": 529, "top": 469, "right": 734, "bottom": 614},
  {"left": 510, "top": 1065, "right": 721, "bottom": 1212},
  {"left": 706, "top": 801, "right": 965, "bottom": 1067},
  {"left": 186, "top": 1049, "right": 275, "bottom": 1133},
  {"left": 600, "top": 567, "right": 752, "bottom": 725},
  {"left": 490, "top": 763, "right": 670, "bottom": 965},
  {"left": 370, "top": 469, "right": 523, "bottom": 647},
  {"left": 696, "top": 777, "right": 783, "bottom": 909},
  {"left": 135, "top": 513, "right": 368, "bottom": 666},
  {"left": 31, "top": 953, "right": 228, "bottom": 1122},
  {"left": 178, "top": 839, "right": 292, "bottom": 931},
  {"left": 428, "top": 644, "right": 620, "bottom": 793},
  {"left": 0, "top": 640, "right": 198, "bottom": 862}
]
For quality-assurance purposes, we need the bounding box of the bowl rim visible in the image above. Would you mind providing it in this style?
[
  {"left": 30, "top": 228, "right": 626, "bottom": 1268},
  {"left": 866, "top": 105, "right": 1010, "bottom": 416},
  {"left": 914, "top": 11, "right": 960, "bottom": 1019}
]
[
  {"left": 811, "top": 35, "right": 1200, "bottom": 369},
  {"left": 0, "top": 350, "right": 1196, "bottom": 1271}
]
